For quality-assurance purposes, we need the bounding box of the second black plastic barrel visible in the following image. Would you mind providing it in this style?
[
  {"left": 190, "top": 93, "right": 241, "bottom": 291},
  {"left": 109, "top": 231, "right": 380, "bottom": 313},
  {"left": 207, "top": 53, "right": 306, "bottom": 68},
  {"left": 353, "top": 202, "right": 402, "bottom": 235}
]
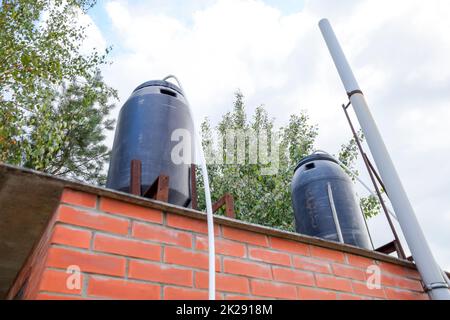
[{"left": 291, "top": 153, "right": 371, "bottom": 249}]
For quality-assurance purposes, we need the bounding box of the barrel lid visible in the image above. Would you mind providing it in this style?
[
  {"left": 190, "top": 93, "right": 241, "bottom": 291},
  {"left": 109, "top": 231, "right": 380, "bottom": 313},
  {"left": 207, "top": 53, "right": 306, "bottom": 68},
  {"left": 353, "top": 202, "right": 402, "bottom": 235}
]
[
  {"left": 294, "top": 153, "right": 339, "bottom": 173},
  {"left": 133, "top": 80, "right": 184, "bottom": 96}
]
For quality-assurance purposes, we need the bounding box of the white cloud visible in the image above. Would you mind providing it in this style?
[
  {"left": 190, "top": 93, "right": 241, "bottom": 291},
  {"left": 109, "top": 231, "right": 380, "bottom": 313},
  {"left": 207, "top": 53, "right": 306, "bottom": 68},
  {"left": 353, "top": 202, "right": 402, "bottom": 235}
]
[
  {"left": 79, "top": 12, "right": 107, "bottom": 55},
  {"left": 91, "top": 0, "right": 450, "bottom": 270}
]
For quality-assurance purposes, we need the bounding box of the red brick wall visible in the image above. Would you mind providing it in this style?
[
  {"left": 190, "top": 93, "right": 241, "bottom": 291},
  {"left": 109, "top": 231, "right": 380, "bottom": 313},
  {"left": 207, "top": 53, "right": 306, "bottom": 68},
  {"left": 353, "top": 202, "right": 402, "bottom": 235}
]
[{"left": 8, "top": 188, "right": 429, "bottom": 300}]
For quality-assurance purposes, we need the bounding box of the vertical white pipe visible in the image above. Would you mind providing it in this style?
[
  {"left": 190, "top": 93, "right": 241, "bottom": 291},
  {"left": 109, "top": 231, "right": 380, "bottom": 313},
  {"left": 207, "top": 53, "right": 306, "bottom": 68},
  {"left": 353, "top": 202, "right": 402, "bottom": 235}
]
[
  {"left": 197, "top": 137, "right": 216, "bottom": 300},
  {"left": 163, "top": 75, "right": 216, "bottom": 300},
  {"left": 319, "top": 19, "right": 450, "bottom": 300},
  {"left": 327, "top": 183, "right": 344, "bottom": 243}
]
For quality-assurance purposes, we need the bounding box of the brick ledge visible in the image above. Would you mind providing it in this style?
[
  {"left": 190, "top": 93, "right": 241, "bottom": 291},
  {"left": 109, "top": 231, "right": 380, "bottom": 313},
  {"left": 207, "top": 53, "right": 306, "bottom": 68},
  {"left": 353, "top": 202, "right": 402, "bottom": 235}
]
[{"left": 0, "top": 163, "right": 418, "bottom": 270}]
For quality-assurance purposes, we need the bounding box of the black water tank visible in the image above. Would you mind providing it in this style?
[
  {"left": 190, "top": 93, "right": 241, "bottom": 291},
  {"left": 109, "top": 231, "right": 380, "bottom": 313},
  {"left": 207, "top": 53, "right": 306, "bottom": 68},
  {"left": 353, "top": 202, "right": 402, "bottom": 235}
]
[
  {"left": 291, "top": 153, "right": 371, "bottom": 249},
  {"left": 106, "top": 80, "right": 195, "bottom": 207}
]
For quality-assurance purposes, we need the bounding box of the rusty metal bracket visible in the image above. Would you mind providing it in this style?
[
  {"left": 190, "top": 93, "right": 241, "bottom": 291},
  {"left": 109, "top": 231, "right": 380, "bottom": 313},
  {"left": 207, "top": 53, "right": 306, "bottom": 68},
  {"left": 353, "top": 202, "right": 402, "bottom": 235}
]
[
  {"left": 212, "top": 193, "right": 235, "bottom": 219},
  {"left": 376, "top": 240, "right": 403, "bottom": 256},
  {"left": 130, "top": 159, "right": 142, "bottom": 196},
  {"left": 129, "top": 159, "right": 170, "bottom": 202},
  {"left": 342, "top": 103, "right": 406, "bottom": 260},
  {"left": 143, "top": 175, "right": 170, "bottom": 203},
  {"left": 190, "top": 164, "right": 198, "bottom": 210}
]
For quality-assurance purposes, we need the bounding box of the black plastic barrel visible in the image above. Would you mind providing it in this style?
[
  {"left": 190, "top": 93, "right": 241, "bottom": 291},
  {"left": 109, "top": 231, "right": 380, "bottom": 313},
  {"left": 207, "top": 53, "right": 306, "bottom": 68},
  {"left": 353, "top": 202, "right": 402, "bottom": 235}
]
[
  {"left": 291, "top": 153, "right": 371, "bottom": 249},
  {"left": 106, "top": 80, "right": 195, "bottom": 207}
]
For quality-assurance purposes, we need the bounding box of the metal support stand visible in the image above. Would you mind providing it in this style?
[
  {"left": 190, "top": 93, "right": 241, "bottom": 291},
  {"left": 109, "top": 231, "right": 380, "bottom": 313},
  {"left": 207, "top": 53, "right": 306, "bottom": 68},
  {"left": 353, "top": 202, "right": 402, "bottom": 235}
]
[
  {"left": 191, "top": 164, "right": 198, "bottom": 210},
  {"left": 320, "top": 18, "right": 450, "bottom": 299},
  {"left": 190, "top": 164, "right": 236, "bottom": 218},
  {"left": 342, "top": 103, "right": 406, "bottom": 259},
  {"left": 130, "top": 160, "right": 142, "bottom": 196},
  {"left": 212, "top": 194, "right": 235, "bottom": 219},
  {"left": 143, "top": 175, "right": 170, "bottom": 203},
  {"left": 130, "top": 160, "right": 235, "bottom": 218},
  {"left": 129, "top": 159, "right": 170, "bottom": 202}
]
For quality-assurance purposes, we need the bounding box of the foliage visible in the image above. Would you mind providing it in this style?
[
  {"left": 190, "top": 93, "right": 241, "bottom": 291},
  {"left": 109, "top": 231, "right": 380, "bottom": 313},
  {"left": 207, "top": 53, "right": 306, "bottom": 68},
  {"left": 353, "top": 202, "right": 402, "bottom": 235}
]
[
  {"left": 338, "top": 129, "right": 364, "bottom": 177},
  {"left": 0, "top": 0, "right": 116, "bottom": 185},
  {"left": 360, "top": 195, "right": 381, "bottom": 219},
  {"left": 197, "top": 91, "right": 380, "bottom": 231}
]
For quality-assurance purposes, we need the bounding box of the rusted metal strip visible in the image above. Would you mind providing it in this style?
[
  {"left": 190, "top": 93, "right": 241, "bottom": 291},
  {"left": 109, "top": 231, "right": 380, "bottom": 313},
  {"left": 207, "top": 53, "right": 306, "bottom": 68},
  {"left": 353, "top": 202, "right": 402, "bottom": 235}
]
[
  {"left": 224, "top": 194, "right": 235, "bottom": 219},
  {"left": 143, "top": 174, "right": 170, "bottom": 203},
  {"left": 212, "top": 196, "right": 225, "bottom": 213},
  {"left": 212, "top": 193, "right": 235, "bottom": 219},
  {"left": 130, "top": 160, "right": 142, "bottom": 196},
  {"left": 342, "top": 103, "right": 406, "bottom": 260},
  {"left": 190, "top": 164, "right": 198, "bottom": 210}
]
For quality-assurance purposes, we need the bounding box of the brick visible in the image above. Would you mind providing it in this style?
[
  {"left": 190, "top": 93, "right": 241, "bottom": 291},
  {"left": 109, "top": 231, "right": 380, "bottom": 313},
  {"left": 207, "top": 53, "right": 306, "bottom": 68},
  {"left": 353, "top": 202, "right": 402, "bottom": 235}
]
[
  {"left": 36, "top": 293, "right": 87, "bottom": 300},
  {"left": 61, "top": 189, "right": 97, "bottom": 208},
  {"left": 251, "top": 280, "right": 297, "bottom": 299},
  {"left": 129, "top": 260, "right": 193, "bottom": 287},
  {"left": 270, "top": 238, "right": 309, "bottom": 256},
  {"left": 47, "top": 247, "right": 126, "bottom": 277},
  {"left": 293, "top": 256, "right": 331, "bottom": 274},
  {"left": 39, "top": 269, "right": 83, "bottom": 295},
  {"left": 352, "top": 281, "right": 386, "bottom": 299},
  {"left": 167, "top": 214, "right": 219, "bottom": 235},
  {"left": 196, "top": 272, "right": 250, "bottom": 294},
  {"left": 196, "top": 236, "right": 246, "bottom": 258},
  {"left": 332, "top": 264, "right": 366, "bottom": 281},
  {"left": 164, "top": 247, "right": 221, "bottom": 271},
  {"left": 380, "top": 274, "right": 424, "bottom": 292},
  {"left": 346, "top": 254, "right": 376, "bottom": 269},
  {"left": 88, "top": 277, "right": 160, "bottom": 300},
  {"left": 51, "top": 225, "right": 91, "bottom": 249},
  {"left": 57, "top": 205, "right": 129, "bottom": 235},
  {"left": 338, "top": 293, "right": 366, "bottom": 300},
  {"left": 223, "top": 258, "right": 272, "bottom": 280},
  {"left": 384, "top": 288, "right": 429, "bottom": 300},
  {"left": 249, "top": 247, "right": 291, "bottom": 266},
  {"left": 310, "top": 246, "right": 345, "bottom": 263},
  {"left": 94, "top": 234, "right": 161, "bottom": 261},
  {"left": 272, "top": 267, "right": 315, "bottom": 286},
  {"left": 297, "top": 287, "right": 337, "bottom": 300},
  {"left": 315, "top": 274, "right": 353, "bottom": 293},
  {"left": 225, "top": 295, "right": 261, "bottom": 300},
  {"left": 222, "top": 227, "right": 268, "bottom": 247},
  {"left": 133, "top": 222, "right": 192, "bottom": 248},
  {"left": 378, "top": 262, "right": 421, "bottom": 279},
  {"left": 100, "top": 197, "right": 163, "bottom": 223},
  {"left": 164, "top": 287, "right": 210, "bottom": 300}
]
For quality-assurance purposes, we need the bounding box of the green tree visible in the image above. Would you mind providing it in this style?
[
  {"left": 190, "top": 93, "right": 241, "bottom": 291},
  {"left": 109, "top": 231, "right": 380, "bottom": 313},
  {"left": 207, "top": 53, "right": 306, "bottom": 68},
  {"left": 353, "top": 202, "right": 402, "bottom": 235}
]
[
  {"left": 197, "top": 91, "right": 379, "bottom": 231},
  {"left": 0, "top": 0, "right": 116, "bottom": 185}
]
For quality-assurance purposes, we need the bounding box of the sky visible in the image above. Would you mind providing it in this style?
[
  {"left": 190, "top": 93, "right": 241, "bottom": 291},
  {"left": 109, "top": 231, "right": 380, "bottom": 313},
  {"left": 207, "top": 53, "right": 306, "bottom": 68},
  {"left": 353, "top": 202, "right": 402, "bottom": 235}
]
[{"left": 83, "top": 0, "right": 450, "bottom": 270}]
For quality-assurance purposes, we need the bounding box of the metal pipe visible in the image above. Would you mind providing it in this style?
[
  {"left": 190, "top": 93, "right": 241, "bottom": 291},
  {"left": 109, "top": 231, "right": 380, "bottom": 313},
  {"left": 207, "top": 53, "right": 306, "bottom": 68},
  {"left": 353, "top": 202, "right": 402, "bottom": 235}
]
[
  {"left": 327, "top": 183, "right": 344, "bottom": 243},
  {"left": 319, "top": 19, "right": 450, "bottom": 300}
]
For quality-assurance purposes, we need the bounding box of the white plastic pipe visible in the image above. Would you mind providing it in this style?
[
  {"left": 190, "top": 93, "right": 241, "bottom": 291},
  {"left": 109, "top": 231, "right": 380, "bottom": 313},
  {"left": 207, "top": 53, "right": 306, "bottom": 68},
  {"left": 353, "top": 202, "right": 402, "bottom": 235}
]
[
  {"left": 327, "top": 183, "right": 344, "bottom": 243},
  {"left": 319, "top": 19, "right": 450, "bottom": 300},
  {"left": 197, "top": 134, "right": 216, "bottom": 300},
  {"left": 163, "top": 75, "right": 216, "bottom": 300},
  {"left": 315, "top": 150, "right": 399, "bottom": 222}
]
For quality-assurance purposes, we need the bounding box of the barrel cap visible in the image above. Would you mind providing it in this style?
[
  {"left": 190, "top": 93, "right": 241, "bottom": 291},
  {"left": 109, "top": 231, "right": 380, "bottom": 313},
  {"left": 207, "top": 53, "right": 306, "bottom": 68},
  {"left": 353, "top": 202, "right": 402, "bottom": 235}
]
[
  {"left": 133, "top": 80, "right": 184, "bottom": 96},
  {"left": 294, "top": 153, "right": 338, "bottom": 173}
]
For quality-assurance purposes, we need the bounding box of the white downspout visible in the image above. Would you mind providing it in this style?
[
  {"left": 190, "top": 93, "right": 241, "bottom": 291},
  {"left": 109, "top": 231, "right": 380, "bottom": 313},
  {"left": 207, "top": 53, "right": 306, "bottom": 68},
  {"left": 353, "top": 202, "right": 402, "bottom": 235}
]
[{"left": 318, "top": 20, "right": 450, "bottom": 300}]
